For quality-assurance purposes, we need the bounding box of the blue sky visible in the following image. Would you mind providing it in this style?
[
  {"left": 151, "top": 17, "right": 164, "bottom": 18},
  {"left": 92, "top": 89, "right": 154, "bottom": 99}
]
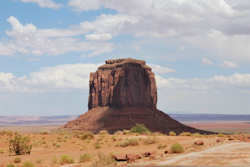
[{"left": 1, "top": 0, "right": 250, "bottom": 115}]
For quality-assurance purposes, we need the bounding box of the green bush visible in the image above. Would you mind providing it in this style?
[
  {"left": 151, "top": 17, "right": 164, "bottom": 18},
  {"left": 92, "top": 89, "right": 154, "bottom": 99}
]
[
  {"left": 130, "top": 124, "right": 150, "bottom": 134},
  {"left": 80, "top": 131, "right": 94, "bottom": 140},
  {"left": 22, "top": 161, "right": 35, "bottom": 167},
  {"left": 169, "top": 131, "right": 176, "bottom": 136},
  {"left": 179, "top": 132, "right": 192, "bottom": 136},
  {"left": 192, "top": 133, "right": 202, "bottom": 137},
  {"left": 9, "top": 134, "right": 32, "bottom": 155},
  {"left": 91, "top": 153, "right": 116, "bottom": 167},
  {"left": 143, "top": 137, "right": 157, "bottom": 145},
  {"left": 60, "top": 155, "right": 74, "bottom": 165},
  {"left": 79, "top": 153, "right": 91, "bottom": 163},
  {"left": 157, "top": 144, "right": 167, "bottom": 149},
  {"left": 94, "top": 143, "right": 101, "bottom": 149},
  {"left": 171, "top": 143, "right": 184, "bottom": 153},
  {"left": 6, "top": 164, "right": 15, "bottom": 167},
  {"left": 14, "top": 157, "right": 21, "bottom": 163},
  {"left": 218, "top": 133, "right": 224, "bottom": 137},
  {"left": 98, "top": 130, "right": 109, "bottom": 135},
  {"left": 51, "top": 156, "right": 57, "bottom": 164},
  {"left": 120, "top": 138, "right": 139, "bottom": 147}
]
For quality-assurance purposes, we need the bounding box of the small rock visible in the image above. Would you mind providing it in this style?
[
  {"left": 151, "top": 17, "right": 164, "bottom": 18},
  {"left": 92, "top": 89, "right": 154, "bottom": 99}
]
[
  {"left": 113, "top": 154, "right": 127, "bottom": 161},
  {"left": 216, "top": 138, "right": 221, "bottom": 143},
  {"left": 126, "top": 154, "right": 142, "bottom": 163},
  {"left": 194, "top": 140, "right": 204, "bottom": 145},
  {"left": 143, "top": 152, "right": 151, "bottom": 157}
]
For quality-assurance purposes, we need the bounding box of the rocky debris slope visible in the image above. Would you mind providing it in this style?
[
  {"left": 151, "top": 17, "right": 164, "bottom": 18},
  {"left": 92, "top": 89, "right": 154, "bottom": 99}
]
[{"left": 64, "top": 58, "right": 210, "bottom": 134}]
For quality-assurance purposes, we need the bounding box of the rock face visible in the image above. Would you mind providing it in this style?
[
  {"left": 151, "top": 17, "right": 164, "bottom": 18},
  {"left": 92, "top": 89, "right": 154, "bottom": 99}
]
[
  {"left": 64, "top": 58, "right": 210, "bottom": 134},
  {"left": 88, "top": 58, "right": 157, "bottom": 109}
]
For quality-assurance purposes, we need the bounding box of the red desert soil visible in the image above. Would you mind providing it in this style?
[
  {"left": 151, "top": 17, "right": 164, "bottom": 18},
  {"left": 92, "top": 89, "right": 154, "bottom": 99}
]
[
  {"left": 1, "top": 127, "right": 250, "bottom": 167},
  {"left": 186, "top": 121, "right": 250, "bottom": 133}
]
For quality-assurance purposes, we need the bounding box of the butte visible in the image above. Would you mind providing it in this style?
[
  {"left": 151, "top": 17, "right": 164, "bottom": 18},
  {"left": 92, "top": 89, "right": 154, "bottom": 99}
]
[{"left": 64, "top": 58, "right": 209, "bottom": 134}]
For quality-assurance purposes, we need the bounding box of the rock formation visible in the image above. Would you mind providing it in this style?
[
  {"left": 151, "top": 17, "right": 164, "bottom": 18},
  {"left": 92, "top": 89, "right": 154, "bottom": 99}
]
[
  {"left": 64, "top": 58, "right": 210, "bottom": 134},
  {"left": 88, "top": 58, "right": 157, "bottom": 110}
]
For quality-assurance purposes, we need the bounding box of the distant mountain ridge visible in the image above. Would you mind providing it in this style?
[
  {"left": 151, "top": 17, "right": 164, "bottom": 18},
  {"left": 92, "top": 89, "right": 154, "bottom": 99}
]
[
  {"left": 0, "top": 113, "right": 249, "bottom": 126},
  {"left": 0, "top": 115, "right": 77, "bottom": 126}
]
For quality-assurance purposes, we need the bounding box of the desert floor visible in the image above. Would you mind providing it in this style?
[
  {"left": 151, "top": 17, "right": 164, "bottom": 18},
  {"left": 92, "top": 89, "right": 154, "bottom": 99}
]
[
  {"left": 0, "top": 125, "right": 250, "bottom": 167},
  {"left": 186, "top": 121, "right": 250, "bottom": 134}
]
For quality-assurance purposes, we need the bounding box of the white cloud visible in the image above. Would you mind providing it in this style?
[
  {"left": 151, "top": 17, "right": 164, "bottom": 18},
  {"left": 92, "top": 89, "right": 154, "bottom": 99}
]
[
  {"left": 85, "top": 33, "right": 112, "bottom": 41},
  {"left": 150, "top": 64, "right": 175, "bottom": 74},
  {"left": 202, "top": 58, "right": 214, "bottom": 65},
  {"left": 69, "top": 0, "right": 100, "bottom": 11},
  {"left": 1, "top": 62, "right": 250, "bottom": 94},
  {"left": 80, "top": 14, "right": 138, "bottom": 35},
  {"left": 156, "top": 73, "right": 250, "bottom": 92},
  {"left": 0, "top": 63, "right": 99, "bottom": 93},
  {"left": 19, "top": 0, "right": 61, "bottom": 9},
  {"left": 186, "top": 30, "right": 250, "bottom": 62},
  {"left": 0, "top": 16, "right": 113, "bottom": 57},
  {"left": 221, "top": 60, "right": 238, "bottom": 68},
  {"left": 67, "top": 0, "right": 250, "bottom": 63}
]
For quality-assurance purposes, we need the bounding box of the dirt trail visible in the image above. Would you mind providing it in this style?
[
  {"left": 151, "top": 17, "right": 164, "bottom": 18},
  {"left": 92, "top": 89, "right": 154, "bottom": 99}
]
[{"left": 138, "top": 142, "right": 250, "bottom": 167}]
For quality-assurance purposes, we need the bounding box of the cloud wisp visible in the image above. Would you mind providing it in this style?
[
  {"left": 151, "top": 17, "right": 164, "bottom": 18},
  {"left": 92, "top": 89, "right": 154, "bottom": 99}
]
[{"left": 19, "top": 0, "right": 62, "bottom": 9}]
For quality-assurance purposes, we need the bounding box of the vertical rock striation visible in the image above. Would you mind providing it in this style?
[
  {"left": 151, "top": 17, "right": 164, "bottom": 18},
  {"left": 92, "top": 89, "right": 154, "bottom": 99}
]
[
  {"left": 64, "top": 58, "right": 211, "bottom": 134},
  {"left": 88, "top": 58, "right": 157, "bottom": 109}
]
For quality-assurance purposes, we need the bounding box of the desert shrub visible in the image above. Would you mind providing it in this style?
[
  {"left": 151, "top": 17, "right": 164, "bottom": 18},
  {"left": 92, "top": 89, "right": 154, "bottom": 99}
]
[
  {"left": 114, "top": 130, "right": 123, "bottom": 135},
  {"left": 218, "top": 133, "right": 224, "bottom": 137},
  {"left": 22, "top": 161, "right": 35, "bottom": 167},
  {"left": 80, "top": 131, "right": 94, "bottom": 140},
  {"left": 14, "top": 157, "right": 21, "bottom": 163},
  {"left": 169, "top": 131, "right": 176, "bottom": 136},
  {"left": 143, "top": 137, "right": 157, "bottom": 145},
  {"left": 0, "top": 130, "right": 13, "bottom": 136},
  {"left": 60, "top": 155, "right": 74, "bottom": 165},
  {"left": 51, "top": 156, "right": 57, "bottom": 164},
  {"left": 111, "top": 136, "right": 116, "bottom": 141},
  {"left": 6, "top": 164, "right": 15, "bottom": 167},
  {"left": 94, "top": 143, "right": 101, "bottom": 149},
  {"left": 192, "top": 133, "right": 202, "bottom": 137},
  {"left": 171, "top": 143, "right": 184, "bottom": 153},
  {"left": 120, "top": 138, "right": 139, "bottom": 147},
  {"left": 179, "top": 132, "right": 192, "bottom": 136},
  {"left": 99, "top": 130, "right": 109, "bottom": 135},
  {"left": 91, "top": 153, "right": 116, "bottom": 167},
  {"left": 40, "top": 131, "right": 48, "bottom": 135},
  {"left": 0, "top": 149, "right": 4, "bottom": 154},
  {"left": 9, "top": 134, "right": 32, "bottom": 155},
  {"left": 130, "top": 124, "right": 150, "bottom": 134},
  {"left": 79, "top": 153, "right": 91, "bottom": 163},
  {"left": 152, "top": 132, "right": 164, "bottom": 136},
  {"left": 157, "top": 144, "right": 167, "bottom": 149},
  {"left": 122, "top": 130, "right": 131, "bottom": 135},
  {"left": 35, "top": 159, "right": 42, "bottom": 164}
]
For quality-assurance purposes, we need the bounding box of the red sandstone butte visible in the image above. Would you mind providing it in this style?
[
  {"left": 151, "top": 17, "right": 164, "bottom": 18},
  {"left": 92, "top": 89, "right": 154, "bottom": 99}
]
[{"left": 64, "top": 58, "right": 210, "bottom": 134}]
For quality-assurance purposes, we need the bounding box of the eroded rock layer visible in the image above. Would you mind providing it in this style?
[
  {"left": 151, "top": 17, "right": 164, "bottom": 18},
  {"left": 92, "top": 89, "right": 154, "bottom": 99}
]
[
  {"left": 88, "top": 58, "right": 157, "bottom": 109},
  {"left": 64, "top": 58, "right": 211, "bottom": 134}
]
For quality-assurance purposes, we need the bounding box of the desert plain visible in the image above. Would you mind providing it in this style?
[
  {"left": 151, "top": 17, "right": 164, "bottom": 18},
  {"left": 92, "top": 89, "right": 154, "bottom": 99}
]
[{"left": 0, "top": 122, "right": 250, "bottom": 167}]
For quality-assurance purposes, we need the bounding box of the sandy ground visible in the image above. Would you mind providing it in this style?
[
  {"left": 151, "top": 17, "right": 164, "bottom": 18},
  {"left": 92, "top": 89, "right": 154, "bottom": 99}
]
[
  {"left": 186, "top": 121, "right": 250, "bottom": 133},
  {"left": 135, "top": 142, "right": 250, "bottom": 167},
  {"left": 1, "top": 125, "right": 250, "bottom": 167},
  {"left": 0, "top": 128, "right": 234, "bottom": 167}
]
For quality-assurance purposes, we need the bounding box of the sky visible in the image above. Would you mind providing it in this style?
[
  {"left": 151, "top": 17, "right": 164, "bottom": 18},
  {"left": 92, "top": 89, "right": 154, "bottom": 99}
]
[{"left": 1, "top": 0, "right": 250, "bottom": 116}]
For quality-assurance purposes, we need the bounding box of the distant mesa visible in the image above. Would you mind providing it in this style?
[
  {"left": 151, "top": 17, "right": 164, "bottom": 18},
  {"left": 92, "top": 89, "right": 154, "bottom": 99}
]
[{"left": 64, "top": 58, "right": 210, "bottom": 134}]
